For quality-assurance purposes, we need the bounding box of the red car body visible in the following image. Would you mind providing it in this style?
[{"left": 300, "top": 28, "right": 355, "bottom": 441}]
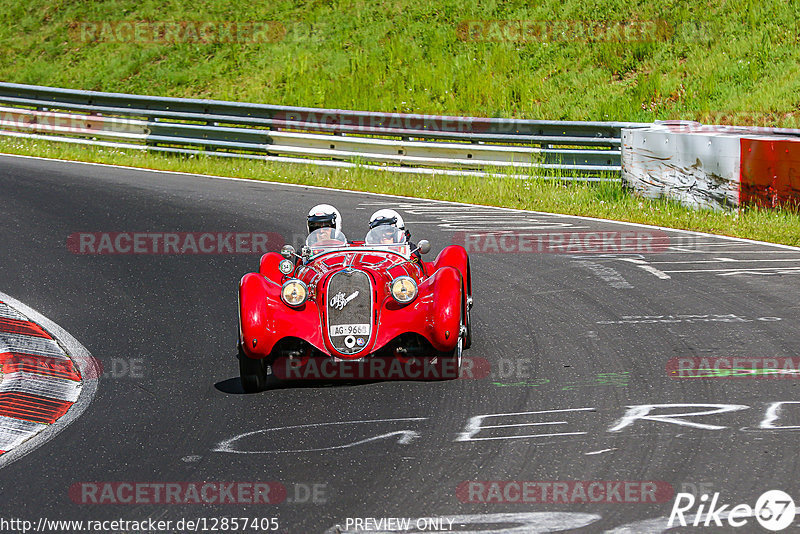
[{"left": 237, "top": 232, "right": 471, "bottom": 390}]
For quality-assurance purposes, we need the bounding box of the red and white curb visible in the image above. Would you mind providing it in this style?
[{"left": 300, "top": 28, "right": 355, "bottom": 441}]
[{"left": 0, "top": 292, "right": 97, "bottom": 468}]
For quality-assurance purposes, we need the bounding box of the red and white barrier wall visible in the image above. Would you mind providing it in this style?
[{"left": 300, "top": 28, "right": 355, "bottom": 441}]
[
  {"left": 622, "top": 122, "right": 800, "bottom": 210},
  {"left": 0, "top": 299, "right": 85, "bottom": 458}
]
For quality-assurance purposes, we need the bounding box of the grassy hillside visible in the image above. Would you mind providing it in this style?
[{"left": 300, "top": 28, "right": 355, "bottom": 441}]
[{"left": 1, "top": 0, "right": 799, "bottom": 125}]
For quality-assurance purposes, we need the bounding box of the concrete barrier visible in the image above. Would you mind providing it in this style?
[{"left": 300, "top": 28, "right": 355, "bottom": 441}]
[{"left": 622, "top": 122, "right": 800, "bottom": 210}]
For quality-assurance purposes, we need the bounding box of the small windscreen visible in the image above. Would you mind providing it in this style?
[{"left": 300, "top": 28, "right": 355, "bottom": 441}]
[
  {"left": 364, "top": 226, "right": 407, "bottom": 245},
  {"left": 306, "top": 228, "right": 348, "bottom": 247}
]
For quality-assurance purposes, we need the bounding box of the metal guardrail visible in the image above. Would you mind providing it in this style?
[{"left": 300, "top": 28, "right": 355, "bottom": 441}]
[{"left": 0, "top": 82, "right": 651, "bottom": 180}]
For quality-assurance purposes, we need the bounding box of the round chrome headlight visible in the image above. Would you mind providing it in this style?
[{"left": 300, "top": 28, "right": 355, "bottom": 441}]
[
  {"left": 390, "top": 276, "right": 418, "bottom": 304},
  {"left": 278, "top": 259, "right": 295, "bottom": 275},
  {"left": 281, "top": 280, "right": 308, "bottom": 307}
]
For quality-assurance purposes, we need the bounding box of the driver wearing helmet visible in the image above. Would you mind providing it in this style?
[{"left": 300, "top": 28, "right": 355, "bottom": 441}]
[
  {"left": 307, "top": 204, "right": 342, "bottom": 240},
  {"left": 368, "top": 209, "right": 421, "bottom": 260}
]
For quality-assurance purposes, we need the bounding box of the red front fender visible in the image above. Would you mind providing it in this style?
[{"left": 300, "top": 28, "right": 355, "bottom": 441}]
[
  {"left": 428, "top": 266, "right": 463, "bottom": 351},
  {"left": 371, "top": 266, "right": 462, "bottom": 353},
  {"left": 259, "top": 252, "right": 287, "bottom": 282},
  {"left": 238, "top": 273, "right": 326, "bottom": 359},
  {"left": 432, "top": 245, "right": 470, "bottom": 298}
]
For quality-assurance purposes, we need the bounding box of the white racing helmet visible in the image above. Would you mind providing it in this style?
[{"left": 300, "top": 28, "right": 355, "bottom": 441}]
[
  {"left": 367, "top": 209, "right": 406, "bottom": 244},
  {"left": 307, "top": 204, "right": 342, "bottom": 234},
  {"left": 368, "top": 209, "right": 404, "bottom": 231}
]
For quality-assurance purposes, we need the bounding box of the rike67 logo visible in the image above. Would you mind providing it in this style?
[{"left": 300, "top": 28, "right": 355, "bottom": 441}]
[{"left": 669, "top": 490, "right": 796, "bottom": 531}]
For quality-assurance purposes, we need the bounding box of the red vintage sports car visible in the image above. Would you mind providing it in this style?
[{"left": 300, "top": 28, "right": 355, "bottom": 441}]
[{"left": 237, "top": 226, "right": 472, "bottom": 391}]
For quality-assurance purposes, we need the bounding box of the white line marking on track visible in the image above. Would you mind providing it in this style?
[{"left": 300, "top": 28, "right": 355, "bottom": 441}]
[
  {"left": 717, "top": 269, "right": 800, "bottom": 276},
  {"left": 651, "top": 258, "right": 800, "bottom": 265},
  {"left": 456, "top": 408, "right": 595, "bottom": 442},
  {"left": 605, "top": 511, "right": 762, "bottom": 534},
  {"left": 658, "top": 250, "right": 800, "bottom": 256},
  {"left": 597, "top": 314, "right": 781, "bottom": 325},
  {"left": 363, "top": 201, "right": 586, "bottom": 230},
  {"left": 608, "top": 404, "right": 751, "bottom": 432},
  {"left": 669, "top": 242, "right": 752, "bottom": 248},
  {"left": 575, "top": 261, "right": 634, "bottom": 289},
  {"left": 637, "top": 265, "right": 671, "bottom": 280},
  {"left": 618, "top": 258, "right": 671, "bottom": 279},
  {"left": 662, "top": 266, "right": 800, "bottom": 274},
  {"left": 585, "top": 448, "right": 617, "bottom": 455},
  {"left": 214, "top": 417, "right": 429, "bottom": 454}
]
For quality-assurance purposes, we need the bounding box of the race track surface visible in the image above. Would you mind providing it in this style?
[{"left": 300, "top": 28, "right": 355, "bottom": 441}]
[{"left": 1, "top": 154, "right": 799, "bottom": 533}]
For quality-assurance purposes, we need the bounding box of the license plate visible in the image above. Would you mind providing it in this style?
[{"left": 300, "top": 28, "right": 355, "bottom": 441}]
[{"left": 330, "top": 323, "right": 370, "bottom": 337}]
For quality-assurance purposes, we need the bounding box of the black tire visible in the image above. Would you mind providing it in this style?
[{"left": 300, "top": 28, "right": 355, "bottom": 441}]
[
  {"left": 239, "top": 345, "right": 267, "bottom": 393},
  {"left": 463, "top": 300, "right": 473, "bottom": 350},
  {"left": 463, "top": 261, "right": 473, "bottom": 350},
  {"left": 437, "top": 337, "right": 463, "bottom": 380}
]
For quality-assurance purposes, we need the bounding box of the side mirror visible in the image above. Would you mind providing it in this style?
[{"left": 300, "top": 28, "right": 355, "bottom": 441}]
[
  {"left": 281, "top": 244, "right": 296, "bottom": 259},
  {"left": 417, "top": 240, "right": 431, "bottom": 255}
]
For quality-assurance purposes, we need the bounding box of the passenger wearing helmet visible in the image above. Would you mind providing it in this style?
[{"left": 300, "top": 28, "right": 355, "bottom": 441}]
[
  {"left": 368, "top": 209, "right": 421, "bottom": 260},
  {"left": 372, "top": 224, "right": 402, "bottom": 245}
]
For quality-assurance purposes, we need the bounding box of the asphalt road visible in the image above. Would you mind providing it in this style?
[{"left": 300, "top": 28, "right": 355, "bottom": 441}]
[{"left": 1, "top": 154, "right": 800, "bottom": 533}]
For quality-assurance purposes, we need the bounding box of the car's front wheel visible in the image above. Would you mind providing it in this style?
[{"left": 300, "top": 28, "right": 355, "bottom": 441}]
[
  {"left": 438, "top": 337, "right": 463, "bottom": 380},
  {"left": 463, "top": 297, "right": 473, "bottom": 349},
  {"left": 239, "top": 344, "right": 267, "bottom": 393}
]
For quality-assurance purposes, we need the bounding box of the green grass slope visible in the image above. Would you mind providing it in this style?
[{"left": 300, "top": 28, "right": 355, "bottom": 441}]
[{"left": 1, "top": 0, "right": 799, "bottom": 124}]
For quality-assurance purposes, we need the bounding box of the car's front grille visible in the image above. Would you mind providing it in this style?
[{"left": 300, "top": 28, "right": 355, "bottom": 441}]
[{"left": 326, "top": 269, "right": 372, "bottom": 355}]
